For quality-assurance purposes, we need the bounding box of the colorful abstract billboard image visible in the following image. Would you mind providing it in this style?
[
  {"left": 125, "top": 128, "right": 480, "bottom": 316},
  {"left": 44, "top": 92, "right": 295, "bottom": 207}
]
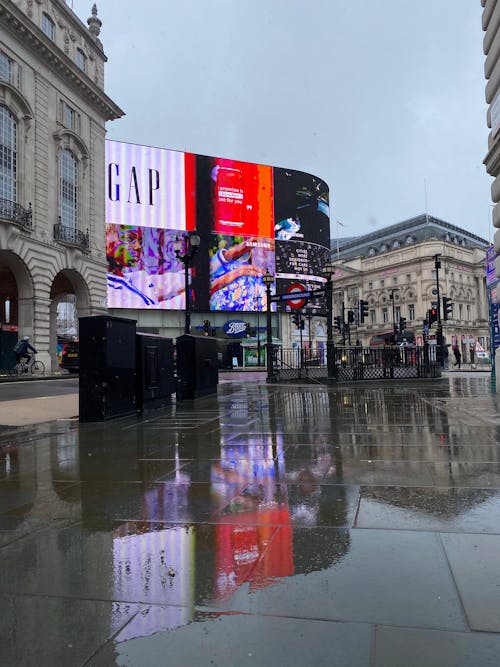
[
  {"left": 106, "top": 224, "right": 186, "bottom": 309},
  {"left": 209, "top": 235, "right": 275, "bottom": 312}
]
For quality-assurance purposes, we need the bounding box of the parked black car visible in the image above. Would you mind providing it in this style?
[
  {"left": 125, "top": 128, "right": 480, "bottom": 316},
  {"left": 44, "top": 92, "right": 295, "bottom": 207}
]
[{"left": 61, "top": 340, "right": 79, "bottom": 373}]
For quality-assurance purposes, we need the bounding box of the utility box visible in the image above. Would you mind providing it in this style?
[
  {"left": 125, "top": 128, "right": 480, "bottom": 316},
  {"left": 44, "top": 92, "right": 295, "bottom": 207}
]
[
  {"left": 136, "top": 333, "right": 176, "bottom": 413},
  {"left": 0, "top": 329, "right": 17, "bottom": 371},
  {"left": 176, "top": 334, "right": 218, "bottom": 401},
  {"left": 79, "top": 315, "right": 137, "bottom": 422}
]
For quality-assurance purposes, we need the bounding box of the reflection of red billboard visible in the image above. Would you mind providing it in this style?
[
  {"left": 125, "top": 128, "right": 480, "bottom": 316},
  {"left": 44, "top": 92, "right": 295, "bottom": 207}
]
[
  {"left": 215, "top": 507, "right": 293, "bottom": 600},
  {"left": 209, "top": 158, "right": 274, "bottom": 238}
]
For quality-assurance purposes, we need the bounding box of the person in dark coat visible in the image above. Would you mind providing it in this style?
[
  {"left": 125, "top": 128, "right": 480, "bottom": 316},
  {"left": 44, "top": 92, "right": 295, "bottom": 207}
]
[{"left": 453, "top": 346, "right": 462, "bottom": 368}]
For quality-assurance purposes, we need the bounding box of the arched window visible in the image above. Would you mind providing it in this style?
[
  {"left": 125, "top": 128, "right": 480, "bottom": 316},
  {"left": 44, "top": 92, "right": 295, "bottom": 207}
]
[
  {"left": 0, "top": 105, "right": 16, "bottom": 202},
  {"left": 59, "top": 149, "right": 77, "bottom": 229},
  {"left": 42, "top": 13, "right": 55, "bottom": 40},
  {"left": 75, "top": 49, "right": 87, "bottom": 73}
]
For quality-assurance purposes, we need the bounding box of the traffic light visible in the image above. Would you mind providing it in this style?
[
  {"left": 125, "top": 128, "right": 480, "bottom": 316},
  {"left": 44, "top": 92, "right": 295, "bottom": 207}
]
[
  {"left": 359, "top": 299, "right": 369, "bottom": 323},
  {"left": 334, "top": 316, "right": 343, "bottom": 332},
  {"left": 300, "top": 317, "right": 305, "bottom": 330},
  {"left": 292, "top": 313, "right": 301, "bottom": 328},
  {"left": 347, "top": 310, "right": 355, "bottom": 324},
  {"left": 203, "top": 319, "right": 211, "bottom": 335},
  {"left": 428, "top": 307, "right": 438, "bottom": 326},
  {"left": 442, "top": 296, "right": 453, "bottom": 320},
  {"left": 399, "top": 317, "right": 407, "bottom": 332}
]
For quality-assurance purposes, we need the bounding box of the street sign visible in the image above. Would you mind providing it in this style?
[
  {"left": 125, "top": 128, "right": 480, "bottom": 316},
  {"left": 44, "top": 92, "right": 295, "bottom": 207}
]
[
  {"left": 270, "top": 288, "right": 325, "bottom": 304},
  {"left": 286, "top": 283, "right": 308, "bottom": 309}
]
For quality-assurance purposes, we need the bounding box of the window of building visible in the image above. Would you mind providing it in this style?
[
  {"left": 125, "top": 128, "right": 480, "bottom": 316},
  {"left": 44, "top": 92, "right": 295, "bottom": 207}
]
[
  {"left": 431, "top": 270, "right": 436, "bottom": 279},
  {"left": 382, "top": 308, "right": 388, "bottom": 323},
  {"left": 42, "top": 13, "right": 55, "bottom": 39},
  {"left": 0, "top": 105, "right": 17, "bottom": 202},
  {"left": 370, "top": 310, "right": 376, "bottom": 324},
  {"left": 408, "top": 304, "right": 415, "bottom": 320},
  {"left": 406, "top": 273, "right": 411, "bottom": 282},
  {"left": 59, "top": 149, "right": 77, "bottom": 229},
  {"left": 392, "top": 276, "right": 397, "bottom": 284},
  {"left": 75, "top": 49, "right": 87, "bottom": 73},
  {"left": 466, "top": 304, "right": 471, "bottom": 321},
  {"left": 64, "top": 104, "right": 76, "bottom": 130},
  {"left": 380, "top": 279, "right": 385, "bottom": 288},
  {"left": 392, "top": 240, "right": 400, "bottom": 249},
  {"left": 367, "top": 282, "right": 372, "bottom": 290},
  {"left": 0, "top": 52, "right": 12, "bottom": 83},
  {"left": 395, "top": 305, "right": 401, "bottom": 321},
  {"left": 458, "top": 303, "right": 463, "bottom": 320}
]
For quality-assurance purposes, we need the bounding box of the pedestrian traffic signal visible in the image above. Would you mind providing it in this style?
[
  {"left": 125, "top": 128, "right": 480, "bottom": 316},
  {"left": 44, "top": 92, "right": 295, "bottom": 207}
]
[
  {"left": 292, "top": 313, "right": 301, "bottom": 329},
  {"left": 428, "top": 307, "right": 438, "bottom": 326},
  {"left": 399, "top": 317, "right": 407, "bottom": 332},
  {"left": 347, "top": 310, "right": 355, "bottom": 324},
  {"left": 334, "top": 316, "right": 343, "bottom": 332},
  {"left": 359, "top": 299, "right": 369, "bottom": 323},
  {"left": 442, "top": 296, "right": 453, "bottom": 320},
  {"left": 203, "top": 319, "right": 211, "bottom": 335}
]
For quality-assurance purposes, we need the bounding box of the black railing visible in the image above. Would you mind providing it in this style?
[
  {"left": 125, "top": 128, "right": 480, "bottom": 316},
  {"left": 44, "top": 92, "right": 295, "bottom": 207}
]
[
  {"left": 0, "top": 198, "right": 32, "bottom": 229},
  {"left": 273, "top": 345, "right": 441, "bottom": 383},
  {"left": 53, "top": 223, "right": 89, "bottom": 250}
]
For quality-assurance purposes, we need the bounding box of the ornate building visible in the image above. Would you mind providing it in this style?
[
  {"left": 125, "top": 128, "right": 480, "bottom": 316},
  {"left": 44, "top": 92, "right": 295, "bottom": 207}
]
[
  {"left": 0, "top": 0, "right": 123, "bottom": 370},
  {"left": 481, "top": 0, "right": 500, "bottom": 373},
  {"left": 329, "top": 215, "right": 490, "bottom": 359}
]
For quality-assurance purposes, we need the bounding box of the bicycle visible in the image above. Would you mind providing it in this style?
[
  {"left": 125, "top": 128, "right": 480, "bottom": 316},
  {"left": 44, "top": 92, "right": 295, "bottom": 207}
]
[{"left": 10, "top": 355, "right": 45, "bottom": 376}]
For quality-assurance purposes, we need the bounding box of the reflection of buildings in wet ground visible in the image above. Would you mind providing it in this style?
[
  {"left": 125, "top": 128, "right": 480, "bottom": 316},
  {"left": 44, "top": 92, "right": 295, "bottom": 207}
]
[{"left": 3, "top": 377, "right": 500, "bottom": 660}]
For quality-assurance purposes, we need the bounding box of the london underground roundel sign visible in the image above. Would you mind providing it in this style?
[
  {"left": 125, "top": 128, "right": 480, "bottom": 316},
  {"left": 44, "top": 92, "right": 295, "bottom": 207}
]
[{"left": 286, "top": 283, "right": 307, "bottom": 309}]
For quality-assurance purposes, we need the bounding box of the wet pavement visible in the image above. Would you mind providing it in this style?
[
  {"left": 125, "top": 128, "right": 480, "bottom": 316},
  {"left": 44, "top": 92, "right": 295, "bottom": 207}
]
[{"left": 1, "top": 374, "right": 500, "bottom": 665}]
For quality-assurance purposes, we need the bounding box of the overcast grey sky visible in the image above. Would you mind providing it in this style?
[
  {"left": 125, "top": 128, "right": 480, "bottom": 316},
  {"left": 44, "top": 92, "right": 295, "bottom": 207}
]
[{"left": 73, "top": 0, "right": 492, "bottom": 242}]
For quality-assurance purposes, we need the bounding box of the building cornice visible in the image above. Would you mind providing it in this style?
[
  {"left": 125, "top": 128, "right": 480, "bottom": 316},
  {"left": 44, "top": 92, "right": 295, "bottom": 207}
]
[
  {"left": 51, "top": 0, "right": 106, "bottom": 57},
  {"left": 0, "top": 0, "right": 124, "bottom": 121}
]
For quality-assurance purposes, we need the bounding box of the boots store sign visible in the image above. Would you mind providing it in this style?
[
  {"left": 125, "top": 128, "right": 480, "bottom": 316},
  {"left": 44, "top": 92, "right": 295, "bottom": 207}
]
[{"left": 224, "top": 320, "right": 247, "bottom": 337}]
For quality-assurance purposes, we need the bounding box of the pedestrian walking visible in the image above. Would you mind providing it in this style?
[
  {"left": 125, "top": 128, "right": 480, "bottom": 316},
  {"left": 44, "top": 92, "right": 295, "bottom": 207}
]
[
  {"left": 453, "top": 346, "right": 461, "bottom": 369},
  {"left": 443, "top": 345, "right": 449, "bottom": 369}
]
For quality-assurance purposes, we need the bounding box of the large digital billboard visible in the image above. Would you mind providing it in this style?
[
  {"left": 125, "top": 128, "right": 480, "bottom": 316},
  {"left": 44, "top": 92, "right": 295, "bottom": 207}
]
[{"left": 105, "top": 140, "right": 330, "bottom": 312}]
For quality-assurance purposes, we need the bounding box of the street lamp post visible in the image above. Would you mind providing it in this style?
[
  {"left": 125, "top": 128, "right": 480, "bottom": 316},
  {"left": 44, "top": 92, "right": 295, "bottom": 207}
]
[
  {"left": 434, "top": 253, "right": 444, "bottom": 366},
  {"left": 323, "top": 262, "right": 335, "bottom": 379},
  {"left": 389, "top": 288, "right": 399, "bottom": 338},
  {"left": 256, "top": 295, "right": 261, "bottom": 367},
  {"left": 174, "top": 232, "right": 200, "bottom": 334},
  {"left": 263, "top": 269, "right": 275, "bottom": 382}
]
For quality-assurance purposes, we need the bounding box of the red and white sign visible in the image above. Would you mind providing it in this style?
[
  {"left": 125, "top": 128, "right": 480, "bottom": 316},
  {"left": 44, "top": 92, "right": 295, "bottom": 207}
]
[{"left": 286, "top": 283, "right": 307, "bottom": 309}]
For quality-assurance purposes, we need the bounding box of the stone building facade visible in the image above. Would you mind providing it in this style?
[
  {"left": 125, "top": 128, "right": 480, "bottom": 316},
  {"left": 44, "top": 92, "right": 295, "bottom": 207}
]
[
  {"left": 328, "top": 215, "right": 490, "bottom": 360},
  {"left": 481, "top": 0, "right": 500, "bottom": 374},
  {"left": 0, "top": 0, "right": 123, "bottom": 370}
]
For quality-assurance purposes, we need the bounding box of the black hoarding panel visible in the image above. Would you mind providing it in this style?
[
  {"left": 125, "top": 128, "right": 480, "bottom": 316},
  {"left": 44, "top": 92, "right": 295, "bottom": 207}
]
[
  {"left": 136, "top": 333, "right": 176, "bottom": 412},
  {"left": 176, "top": 334, "right": 218, "bottom": 400},
  {"left": 79, "top": 315, "right": 137, "bottom": 422}
]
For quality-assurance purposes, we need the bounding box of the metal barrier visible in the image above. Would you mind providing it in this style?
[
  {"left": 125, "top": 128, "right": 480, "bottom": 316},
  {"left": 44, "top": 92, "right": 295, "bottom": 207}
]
[{"left": 273, "top": 345, "right": 441, "bottom": 382}]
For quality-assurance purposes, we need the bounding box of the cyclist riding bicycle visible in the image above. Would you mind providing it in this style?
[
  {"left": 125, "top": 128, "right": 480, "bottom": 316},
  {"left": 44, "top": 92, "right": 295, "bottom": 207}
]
[{"left": 14, "top": 336, "right": 37, "bottom": 371}]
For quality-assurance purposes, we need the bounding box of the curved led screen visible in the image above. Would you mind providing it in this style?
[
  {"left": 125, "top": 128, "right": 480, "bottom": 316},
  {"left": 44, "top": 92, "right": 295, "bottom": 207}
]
[{"left": 105, "top": 140, "right": 330, "bottom": 312}]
